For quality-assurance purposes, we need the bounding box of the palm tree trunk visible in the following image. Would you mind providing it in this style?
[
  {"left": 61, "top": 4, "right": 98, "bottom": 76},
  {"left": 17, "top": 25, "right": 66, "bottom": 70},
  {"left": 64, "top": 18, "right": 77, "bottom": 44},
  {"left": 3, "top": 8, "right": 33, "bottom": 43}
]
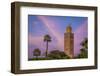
[{"left": 46, "top": 41, "right": 48, "bottom": 57}]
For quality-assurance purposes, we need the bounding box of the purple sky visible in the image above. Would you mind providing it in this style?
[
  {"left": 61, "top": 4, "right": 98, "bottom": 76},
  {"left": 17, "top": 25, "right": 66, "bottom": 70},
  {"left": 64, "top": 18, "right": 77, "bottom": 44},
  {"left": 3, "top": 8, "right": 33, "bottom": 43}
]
[{"left": 28, "top": 15, "right": 88, "bottom": 59}]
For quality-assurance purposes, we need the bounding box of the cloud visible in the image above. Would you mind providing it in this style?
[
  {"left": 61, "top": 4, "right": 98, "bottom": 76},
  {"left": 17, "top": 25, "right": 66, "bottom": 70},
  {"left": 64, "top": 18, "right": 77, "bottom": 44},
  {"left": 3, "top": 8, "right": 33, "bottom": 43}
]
[
  {"left": 28, "top": 34, "right": 45, "bottom": 50},
  {"left": 32, "top": 21, "right": 39, "bottom": 26}
]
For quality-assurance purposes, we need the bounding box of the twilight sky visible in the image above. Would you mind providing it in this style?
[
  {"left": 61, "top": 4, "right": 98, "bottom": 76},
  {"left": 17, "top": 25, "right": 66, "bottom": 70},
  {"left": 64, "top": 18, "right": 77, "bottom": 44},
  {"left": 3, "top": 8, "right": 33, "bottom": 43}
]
[{"left": 28, "top": 15, "right": 88, "bottom": 59}]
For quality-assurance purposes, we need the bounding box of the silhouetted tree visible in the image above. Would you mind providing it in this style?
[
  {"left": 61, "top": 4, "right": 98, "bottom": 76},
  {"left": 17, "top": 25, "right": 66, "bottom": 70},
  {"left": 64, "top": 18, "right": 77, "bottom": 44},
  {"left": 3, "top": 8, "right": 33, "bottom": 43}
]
[
  {"left": 44, "top": 34, "right": 51, "bottom": 57},
  {"left": 33, "top": 48, "right": 41, "bottom": 59},
  {"left": 81, "top": 38, "right": 88, "bottom": 50},
  {"left": 77, "top": 38, "right": 88, "bottom": 58},
  {"left": 47, "top": 50, "right": 70, "bottom": 59}
]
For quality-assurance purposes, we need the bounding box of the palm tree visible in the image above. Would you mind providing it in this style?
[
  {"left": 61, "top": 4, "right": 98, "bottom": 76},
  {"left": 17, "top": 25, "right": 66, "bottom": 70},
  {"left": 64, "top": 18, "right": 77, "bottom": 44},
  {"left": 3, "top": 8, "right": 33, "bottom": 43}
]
[
  {"left": 33, "top": 48, "right": 41, "bottom": 59},
  {"left": 77, "top": 48, "right": 88, "bottom": 58},
  {"left": 80, "top": 38, "right": 88, "bottom": 51},
  {"left": 44, "top": 34, "right": 51, "bottom": 57},
  {"left": 77, "top": 38, "right": 88, "bottom": 58}
]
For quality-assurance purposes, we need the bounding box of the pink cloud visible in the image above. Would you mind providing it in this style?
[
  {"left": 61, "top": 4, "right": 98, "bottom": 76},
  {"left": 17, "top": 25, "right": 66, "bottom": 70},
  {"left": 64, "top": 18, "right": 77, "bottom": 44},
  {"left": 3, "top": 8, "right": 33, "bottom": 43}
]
[{"left": 28, "top": 34, "right": 45, "bottom": 49}]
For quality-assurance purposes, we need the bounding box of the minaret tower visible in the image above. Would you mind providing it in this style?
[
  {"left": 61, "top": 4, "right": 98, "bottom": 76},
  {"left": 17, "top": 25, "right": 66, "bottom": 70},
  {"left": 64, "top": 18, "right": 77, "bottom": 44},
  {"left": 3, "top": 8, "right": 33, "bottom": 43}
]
[{"left": 64, "top": 24, "right": 74, "bottom": 58}]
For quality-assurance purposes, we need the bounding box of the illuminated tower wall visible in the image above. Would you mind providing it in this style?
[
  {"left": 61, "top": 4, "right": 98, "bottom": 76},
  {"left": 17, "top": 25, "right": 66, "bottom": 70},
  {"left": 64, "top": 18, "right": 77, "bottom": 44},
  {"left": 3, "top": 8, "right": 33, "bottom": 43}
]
[{"left": 64, "top": 25, "right": 74, "bottom": 58}]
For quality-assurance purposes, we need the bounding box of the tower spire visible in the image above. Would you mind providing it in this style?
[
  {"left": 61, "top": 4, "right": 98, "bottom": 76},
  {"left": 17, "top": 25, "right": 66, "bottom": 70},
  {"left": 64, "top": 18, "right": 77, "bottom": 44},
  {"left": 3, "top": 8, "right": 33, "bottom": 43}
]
[{"left": 66, "top": 24, "right": 72, "bottom": 33}]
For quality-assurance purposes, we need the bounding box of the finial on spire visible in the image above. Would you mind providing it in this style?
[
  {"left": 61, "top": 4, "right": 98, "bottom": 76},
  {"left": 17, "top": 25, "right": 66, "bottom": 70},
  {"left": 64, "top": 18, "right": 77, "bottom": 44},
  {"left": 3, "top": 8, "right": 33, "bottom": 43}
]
[{"left": 66, "top": 24, "right": 72, "bottom": 33}]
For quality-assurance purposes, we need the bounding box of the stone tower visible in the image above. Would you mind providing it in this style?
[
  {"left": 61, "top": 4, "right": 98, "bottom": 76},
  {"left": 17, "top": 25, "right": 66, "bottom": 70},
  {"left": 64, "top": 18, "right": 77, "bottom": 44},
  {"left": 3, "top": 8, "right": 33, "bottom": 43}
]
[{"left": 64, "top": 25, "right": 74, "bottom": 58}]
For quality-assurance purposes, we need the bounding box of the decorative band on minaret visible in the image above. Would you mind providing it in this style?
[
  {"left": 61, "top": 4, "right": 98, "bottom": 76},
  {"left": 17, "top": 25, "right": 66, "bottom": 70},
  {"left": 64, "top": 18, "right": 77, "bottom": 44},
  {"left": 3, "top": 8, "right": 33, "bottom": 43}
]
[{"left": 64, "top": 24, "right": 74, "bottom": 58}]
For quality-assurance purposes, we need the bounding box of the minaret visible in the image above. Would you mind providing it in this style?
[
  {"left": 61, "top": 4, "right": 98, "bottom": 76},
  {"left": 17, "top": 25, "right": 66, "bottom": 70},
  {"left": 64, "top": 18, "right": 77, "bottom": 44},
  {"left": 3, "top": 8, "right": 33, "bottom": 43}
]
[{"left": 64, "top": 24, "right": 74, "bottom": 58}]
